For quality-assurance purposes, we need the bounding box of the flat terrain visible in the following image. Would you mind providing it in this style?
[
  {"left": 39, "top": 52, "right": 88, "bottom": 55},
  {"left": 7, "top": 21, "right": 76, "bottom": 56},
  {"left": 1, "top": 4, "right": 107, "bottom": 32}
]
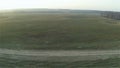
[
  {"left": 0, "top": 10, "right": 120, "bottom": 67},
  {"left": 0, "top": 11, "right": 120, "bottom": 50}
]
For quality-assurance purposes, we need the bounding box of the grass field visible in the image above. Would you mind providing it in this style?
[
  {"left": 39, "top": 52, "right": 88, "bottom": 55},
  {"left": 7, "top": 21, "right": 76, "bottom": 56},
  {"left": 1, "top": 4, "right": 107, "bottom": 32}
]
[
  {"left": 0, "top": 10, "right": 120, "bottom": 50},
  {"left": 0, "top": 10, "right": 120, "bottom": 68},
  {"left": 0, "top": 55, "right": 119, "bottom": 68}
]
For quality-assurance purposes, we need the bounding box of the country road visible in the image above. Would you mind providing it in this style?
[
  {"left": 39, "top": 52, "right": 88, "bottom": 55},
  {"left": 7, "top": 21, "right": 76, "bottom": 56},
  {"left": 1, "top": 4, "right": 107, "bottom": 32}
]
[
  {"left": 0, "top": 49, "right": 119, "bottom": 61},
  {"left": 0, "top": 49, "right": 119, "bottom": 56}
]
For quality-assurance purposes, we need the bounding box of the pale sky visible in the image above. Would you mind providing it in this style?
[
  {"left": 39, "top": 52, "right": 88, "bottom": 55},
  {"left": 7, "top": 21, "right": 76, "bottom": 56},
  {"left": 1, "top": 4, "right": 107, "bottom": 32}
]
[{"left": 0, "top": 0, "right": 120, "bottom": 11}]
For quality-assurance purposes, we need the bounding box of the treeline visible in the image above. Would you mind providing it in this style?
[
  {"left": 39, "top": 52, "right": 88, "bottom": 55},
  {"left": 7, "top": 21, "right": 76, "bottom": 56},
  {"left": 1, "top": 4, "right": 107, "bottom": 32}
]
[{"left": 101, "top": 11, "right": 120, "bottom": 20}]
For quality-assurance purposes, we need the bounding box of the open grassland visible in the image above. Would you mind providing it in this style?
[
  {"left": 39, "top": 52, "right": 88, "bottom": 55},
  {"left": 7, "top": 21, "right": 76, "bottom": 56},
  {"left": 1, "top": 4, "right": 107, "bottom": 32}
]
[
  {"left": 0, "top": 12, "right": 120, "bottom": 50},
  {"left": 0, "top": 56, "right": 119, "bottom": 68}
]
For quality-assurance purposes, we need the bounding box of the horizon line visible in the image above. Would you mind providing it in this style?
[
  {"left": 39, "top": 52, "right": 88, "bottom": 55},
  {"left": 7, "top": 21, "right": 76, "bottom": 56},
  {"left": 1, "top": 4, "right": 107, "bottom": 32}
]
[{"left": 0, "top": 8, "right": 119, "bottom": 12}]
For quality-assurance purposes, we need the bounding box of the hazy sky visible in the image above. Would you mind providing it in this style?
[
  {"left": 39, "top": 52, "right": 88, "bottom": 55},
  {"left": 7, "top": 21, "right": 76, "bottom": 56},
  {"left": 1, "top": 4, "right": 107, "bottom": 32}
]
[{"left": 0, "top": 0, "right": 120, "bottom": 11}]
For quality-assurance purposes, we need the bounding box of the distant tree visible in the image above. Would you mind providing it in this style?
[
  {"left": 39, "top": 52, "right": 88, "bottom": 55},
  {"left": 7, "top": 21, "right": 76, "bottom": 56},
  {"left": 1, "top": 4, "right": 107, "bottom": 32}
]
[{"left": 101, "top": 11, "right": 120, "bottom": 20}]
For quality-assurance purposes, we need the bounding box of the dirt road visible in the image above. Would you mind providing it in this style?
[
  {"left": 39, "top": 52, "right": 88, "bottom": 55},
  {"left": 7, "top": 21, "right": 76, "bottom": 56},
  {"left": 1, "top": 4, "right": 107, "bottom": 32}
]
[{"left": 0, "top": 49, "right": 119, "bottom": 61}]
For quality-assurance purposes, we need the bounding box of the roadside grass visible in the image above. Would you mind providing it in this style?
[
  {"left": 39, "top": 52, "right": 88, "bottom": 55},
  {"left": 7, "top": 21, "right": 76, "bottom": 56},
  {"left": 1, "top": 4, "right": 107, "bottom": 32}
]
[{"left": 0, "top": 56, "right": 119, "bottom": 68}]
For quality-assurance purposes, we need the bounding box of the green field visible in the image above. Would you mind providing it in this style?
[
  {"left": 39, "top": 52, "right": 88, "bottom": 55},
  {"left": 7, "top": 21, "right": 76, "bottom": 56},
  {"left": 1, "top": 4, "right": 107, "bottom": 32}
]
[
  {"left": 0, "top": 10, "right": 120, "bottom": 68},
  {"left": 0, "top": 55, "right": 119, "bottom": 68},
  {"left": 0, "top": 10, "right": 120, "bottom": 50}
]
